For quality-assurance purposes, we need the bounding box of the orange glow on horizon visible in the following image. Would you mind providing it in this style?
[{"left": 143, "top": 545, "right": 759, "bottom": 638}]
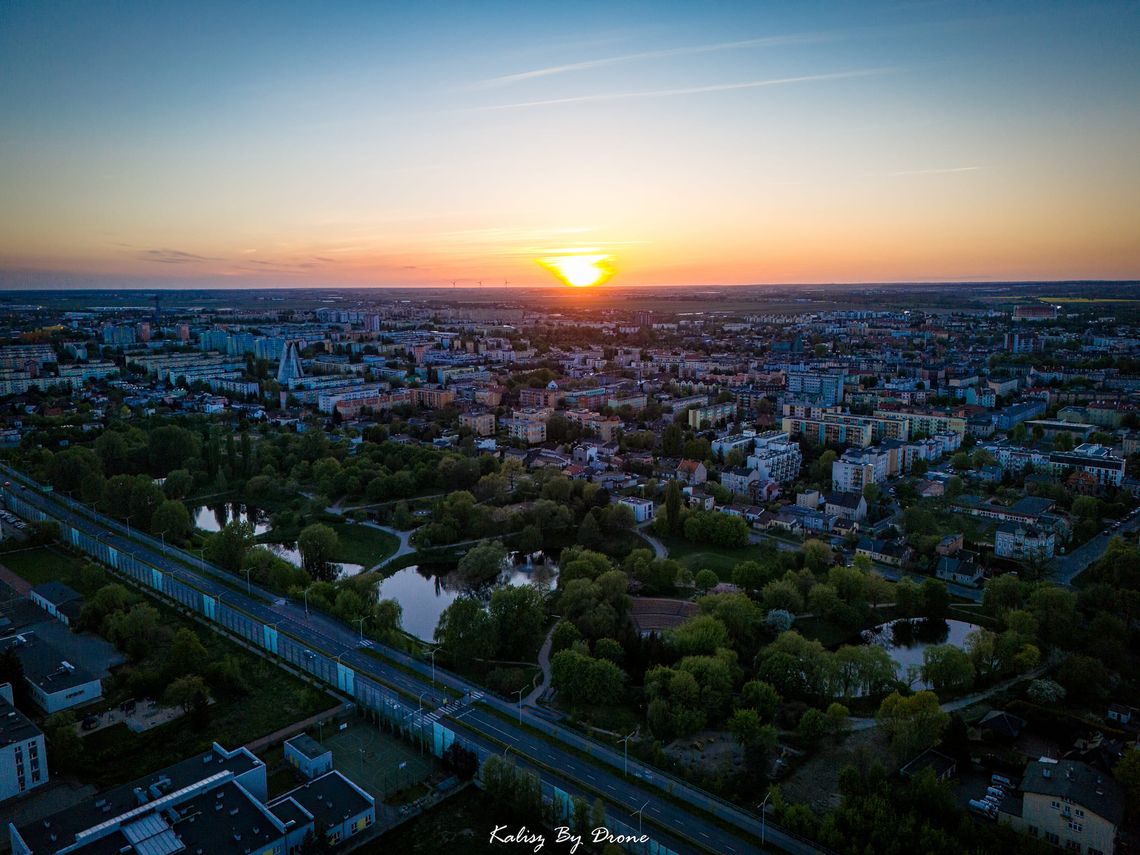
[{"left": 537, "top": 254, "right": 615, "bottom": 288}]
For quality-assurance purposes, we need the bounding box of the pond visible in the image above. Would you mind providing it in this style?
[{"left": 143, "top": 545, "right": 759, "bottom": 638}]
[
  {"left": 191, "top": 501, "right": 272, "bottom": 536},
  {"left": 263, "top": 542, "right": 366, "bottom": 580},
  {"left": 862, "top": 618, "right": 983, "bottom": 690},
  {"left": 376, "top": 551, "right": 559, "bottom": 642}
]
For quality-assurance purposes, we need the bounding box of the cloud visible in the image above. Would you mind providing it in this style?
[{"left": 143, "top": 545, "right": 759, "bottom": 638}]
[
  {"left": 470, "top": 33, "right": 836, "bottom": 89},
  {"left": 473, "top": 68, "right": 892, "bottom": 111},
  {"left": 888, "top": 166, "right": 981, "bottom": 176},
  {"left": 136, "top": 248, "right": 220, "bottom": 264}
]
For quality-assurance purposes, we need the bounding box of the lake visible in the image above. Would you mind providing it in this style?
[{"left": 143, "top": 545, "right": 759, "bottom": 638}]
[
  {"left": 191, "top": 501, "right": 272, "bottom": 536},
  {"left": 265, "top": 542, "right": 365, "bottom": 579},
  {"left": 377, "top": 551, "right": 559, "bottom": 642},
  {"left": 862, "top": 618, "right": 982, "bottom": 690}
]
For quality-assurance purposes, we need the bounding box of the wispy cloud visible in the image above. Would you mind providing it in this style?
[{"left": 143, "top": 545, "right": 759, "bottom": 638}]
[
  {"left": 888, "top": 166, "right": 981, "bottom": 176},
  {"left": 473, "top": 68, "right": 892, "bottom": 111},
  {"left": 470, "top": 33, "right": 836, "bottom": 89},
  {"left": 136, "top": 248, "right": 220, "bottom": 264}
]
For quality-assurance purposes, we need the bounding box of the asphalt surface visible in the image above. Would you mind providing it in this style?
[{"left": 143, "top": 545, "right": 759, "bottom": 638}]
[{"left": 0, "top": 466, "right": 828, "bottom": 855}]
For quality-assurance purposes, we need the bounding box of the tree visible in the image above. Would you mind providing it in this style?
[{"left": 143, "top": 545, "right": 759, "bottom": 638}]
[
  {"left": 694, "top": 569, "right": 719, "bottom": 594},
  {"left": 169, "top": 628, "right": 209, "bottom": 677},
  {"left": 43, "top": 711, "right": 83, "bottom": 773},
  {"left": 1027, "top": 678, "right": 1066, "bottom": 705},
  {"left": 1071, "top": 495, "right": 1100, "bottom": 521},
  {"left": 920, "top": 579, "right": 949, "bottom": 620},
  {"left": 489, "top": 585, "right": 545, "bottom": 658},
  {"left": 550, "top": 650, "right": 624, "bottom": 706},
  {"left": 577, "top": 511, "right": 603, "bottom": 548},
  {"left": 435, "top": 597, "right": 496, "bottom": 668},
  {"left": 208, "top": 520, "right": 256, "bottom": 572},
  {"left": 550, "top": 620, "right": 582, "bottom": 654},
  {"left": 1113, "top": 749, "right": 1140, "bottom": 817},
  {"left": 741, "top": 680, "right": 781, "bottom": 721},
  {"left": 797, "top": 708, "right": 828, "bottom": 748},
  {"left": 164, "top": 674, "right": 209, "bottom": 713},
  {"left": 298, "top": 523, "right": 340, "bottom": 582},
  {"left": 163, "top": 469, "right": 195, "bottom": 499},
  {"left": 877, "top": 691, "right": 949, "bottom": 758},
  {"left": 664, "top": 480, "right": 683, "bottom": 535},
  {"left": 152, "top": 499, "right": 191, "bottom": 544},
  {"left": 441, "top": 742, "right": 479, "bottom": 780},
  {"left": 921, "top": 645, "right": 975, "bottom": 692},
  {"left": 802, "top": 539, "right": 834, "bottom": 573},
  {"left": 149, "top": 425, "right": 201, "bottom": 475},
  {"left": 456, "top": 540, "right": 507, "bottom": 583},
  {"left": 104, "top": 603, "right": 161, "bottom": 658},
  {"left": 129, "top": 477, "right": 165, "bottom": 531},
  {"left": 670, "top": 614, "right": 729, "bottom": 656}
]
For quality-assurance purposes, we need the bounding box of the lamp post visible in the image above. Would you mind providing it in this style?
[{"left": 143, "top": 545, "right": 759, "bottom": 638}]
[
  {"left": 513, "top": 687, "right": 525, "bottom": 725},
  {"left": 759, "top": 788, "right": 772, "bottom": 849},
  {"left": 620, "top": 727, "right": 639, "bottom": 776},
  {"left": 353, "top": 615, "right": 366, "bottom": 643},
  {"left": 633, "top": 800, "right": 649, "bottom": 834},
  {"left": 303, "top": 584, "right": 314, "bottom": 618},
  {"left": 428, "top": 646, "right": 438, "bottom": 685},
  {"left": 124, "top": 513, "right": 133, "bottom": 539},
  {"left": 242, "top": 566, "right": 253, "bottom": 596}
]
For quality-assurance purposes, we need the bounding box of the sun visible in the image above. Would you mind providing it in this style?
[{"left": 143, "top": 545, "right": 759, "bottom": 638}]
[{"left": 537, "top": 253, "right": 614, "bottom": 288}]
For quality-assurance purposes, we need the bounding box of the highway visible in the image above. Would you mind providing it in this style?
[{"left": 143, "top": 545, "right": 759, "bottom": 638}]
[{"left": 0, "top": 466, "right": 827, "bottom": 855}]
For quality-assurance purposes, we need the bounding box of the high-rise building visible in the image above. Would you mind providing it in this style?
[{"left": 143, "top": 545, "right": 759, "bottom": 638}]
[{"left": 276, "top": 341, "right": 304, "bottom": 384}]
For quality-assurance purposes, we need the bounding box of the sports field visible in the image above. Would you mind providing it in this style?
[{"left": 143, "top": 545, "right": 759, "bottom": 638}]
[{"left": 322, "top": 722, "right": 437, "bottom": 800}]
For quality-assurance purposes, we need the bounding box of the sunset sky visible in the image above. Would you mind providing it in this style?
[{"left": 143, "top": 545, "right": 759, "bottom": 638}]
[{"left": 2, "top": 0, "right": 1139, "bottom": 289}]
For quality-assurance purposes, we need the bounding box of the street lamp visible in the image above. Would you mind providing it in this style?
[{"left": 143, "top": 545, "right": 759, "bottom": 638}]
[
  {"left": 620, "top": 727, "right": 639, "bottom": 776},
  {"left": 303, "top": 584, "right": 314, "bottom": 618},
  {"left": 428, "top": 646, "right": 438, "bottom": 685},
  {"left": 124, "top": 513, "right": 133, "bottom": 539},
  {"left": 242, "top": 566, "right": 253, "bottom": 596},
  {"left": 513, "top": 687, "right": 525, "bottom": 725},
  {"left": 759, "top": 788, "right": 772, "bottom": 848},
  {"left": 353, "top": 615, "right": 366, "bottom": 643},
  {"left": 633, "top": 800, "right": 649, "bottom": 834}
]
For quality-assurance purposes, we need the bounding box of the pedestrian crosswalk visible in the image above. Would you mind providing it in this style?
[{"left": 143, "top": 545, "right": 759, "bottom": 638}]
[{"left": 424, "top": 689, "right": 483, "bottom": 723}]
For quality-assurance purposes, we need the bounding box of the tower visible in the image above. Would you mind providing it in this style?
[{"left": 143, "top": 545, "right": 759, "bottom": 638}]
[{"left": 276, "top": 341, "right": 304, "bottom": 384}]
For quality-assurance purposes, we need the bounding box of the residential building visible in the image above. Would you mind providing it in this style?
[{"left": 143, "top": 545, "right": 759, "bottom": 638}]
[
  {"left": 995, "top": 523, "right": 1055, "bottom": 561},
  {"left": 675, "top": 459, "right": 707, "bottom": 485},
  {"left": 277, "top": 341, "right": 305, "bottom": 384},
  {"left": 873, "top": 408, "right": 967, "bottom": 438},
  {"left": 721, "top": 467, "right": 759, "bottom": 497},
  {"left": 786, "top": 370, "right": 845, "bottom": 406},
  {"left": 825, "top": 492, "right": 867, "bottom": 523},
  {"left": 998, "top": 758, "right": 1122, "bottom": 855},
  {"left": 832, "top": 447, "right": 889, "bottom": 493},
  {"left": 746, "top": 431, "right": 802, "bottom": 483},
  {"left": 459, "top": 411, "right": 496, "bottom": 437},
  {"left": 689, "top": 402, "right": 736, "bottom": 429},
  {"left": 28, "top": 583, "right": 82, "bottom": 628},
  {"left": 617, "top": 496, "right": 655, "bottom": 524},
  {"left": 0, "top": 683, "right": 48, "bottom": 802}
]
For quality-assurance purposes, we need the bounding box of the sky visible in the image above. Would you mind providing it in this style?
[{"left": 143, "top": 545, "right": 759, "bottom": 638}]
[{"left": 1, "top": 0, "right": 1139, "bottom": 290}]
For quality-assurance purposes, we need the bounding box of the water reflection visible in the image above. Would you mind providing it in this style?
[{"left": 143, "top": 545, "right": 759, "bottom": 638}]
[
  {"left": 191, "top": 502, "right": 272, "bottom": 536},
  {"left": 862, "top": 618, "right": 982, "bottom": 691},
  {"left": 264, "top": 542, "right": 365, "bottom": 579},
  {"left": 378, "top": 551, "right": 559, "bottom": 642}
]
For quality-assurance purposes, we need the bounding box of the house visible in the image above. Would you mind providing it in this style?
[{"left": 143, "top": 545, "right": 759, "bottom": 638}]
[
  {"left": 936, "top": 533, "right": 964, "bottom": 556},
  {"left": 935, "top": 555, "right": 983, "bottom": 587},
  {"left": 28, "top": 582, "right": 83, "bottom": 628},
  {"left": 675, "top": 459, "right": 707, "bottom": 485},
  {"left": 825, "top": 492, "right": 867, "bottom": 523},
  {"left": 998, "top": 758, "right": 1124, "bottom": 855},
  {"left": 617, "top": 496, "right": 655, "bottom": 524},
  {"left": 979, "top": 710, "right": 1026, "bottom": 740},
  {"left": 916, "top": 478, "right": 945, "bottom": 498},
  {"left": 1106, "top": 704, "right": 1136, "bottom": 726},
  {"left": 899, "top": 748, "right": 956, "bottom": 783},
  {"left": 685, "top": 488, "right": 715, "bottom": 511},
  {"left": 856, "top": 537, "right": 912, "bottom": 567},
  {"left": 284, "top": 733, "right": 333, "bottom": 779},
  {"left": 270, "top": 771, "right": 376, "bottom": 849},
  {"left": 2, "top": 637, "right": 102, "bottom": 714},
  {"left": 721, "top": 467, "right": 759, "bottom": 497}
]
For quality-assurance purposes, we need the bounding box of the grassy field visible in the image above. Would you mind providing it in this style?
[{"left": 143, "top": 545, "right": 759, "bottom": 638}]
[
  {"left": 330, "top": 522, "right": 400, "bottom": 568},
  {"left": 0, "top": 544, "right": 103, "bottom": 592},
  {"left": 657, "top": 535, "right": 761, "bottom": 580}
]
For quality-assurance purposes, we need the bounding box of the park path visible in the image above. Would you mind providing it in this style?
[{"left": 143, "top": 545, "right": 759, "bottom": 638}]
[
  {"left": 362, "top": 522, "right": 417, "bottom": 572},
  {"left": 636, "top": 522, "right": 668, "bottom": 559},
  {"left": 523, "top": 624, "right": 556, "bottom": 706},
  {"left": 848, "top": 664, "right": 1049, "bottom": 731}
]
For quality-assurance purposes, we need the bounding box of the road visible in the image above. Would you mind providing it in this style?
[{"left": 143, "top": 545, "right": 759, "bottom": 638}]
[
  {"left": 0, "top": 467, "right": 827, "bottom": 855},
  {"left": 1049, "top": 514, "right": 1140, "bottom": 587}
]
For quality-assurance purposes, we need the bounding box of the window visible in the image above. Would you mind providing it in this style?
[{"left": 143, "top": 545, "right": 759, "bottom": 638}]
[
  {"left": 1028, "top": 826, "right": 1039, "bottom": 837},
  {"left": 1075, "top": 809, "right": 1084, "bottom": 818},
  {"left": 1089, "top": 848, "right": 1104, "bottom": 855},
  {"left": 1065, "top": 842, "right": 1081, "bottom": 852},
  {"left": 1051, "top": 800, "right": 1061, "bottom": 810},
  {"left": 1044, "top": 832, "right": 1060, "bottom": 845},
  {"left": 1067, "top": 822, "right": 1082, "bottom": 833}
]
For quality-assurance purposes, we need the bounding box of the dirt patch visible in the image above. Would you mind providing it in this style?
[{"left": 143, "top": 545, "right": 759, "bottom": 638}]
[
  {"left": 779, "top": 728, "right": 894, "bottom": 814},
  {"left": 664, "top": 730, "right": 744, "bottom": 776}
]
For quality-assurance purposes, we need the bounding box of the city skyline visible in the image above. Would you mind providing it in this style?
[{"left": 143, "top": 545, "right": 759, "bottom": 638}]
[{"left": 2, "top": 0, "right": 1140, "bottom": 289}]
